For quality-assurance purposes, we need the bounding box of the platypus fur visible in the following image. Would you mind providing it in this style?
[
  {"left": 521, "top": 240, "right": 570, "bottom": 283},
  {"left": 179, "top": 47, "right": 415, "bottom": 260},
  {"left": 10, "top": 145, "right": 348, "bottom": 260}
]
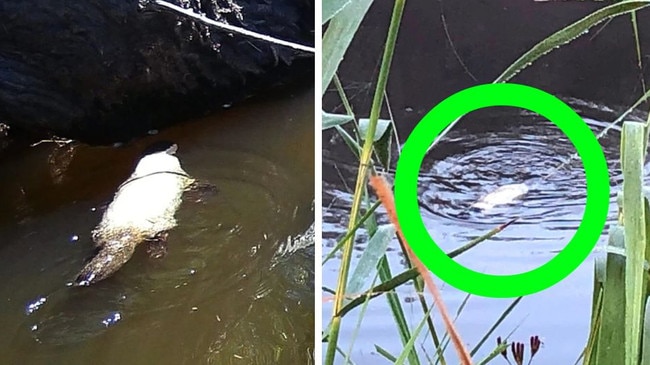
[
  {"left": 471, "top": 183, "right": 529, "bottom": 211},
  {"left": 74, "top": 142, "right": 195, "bottom": 286}
]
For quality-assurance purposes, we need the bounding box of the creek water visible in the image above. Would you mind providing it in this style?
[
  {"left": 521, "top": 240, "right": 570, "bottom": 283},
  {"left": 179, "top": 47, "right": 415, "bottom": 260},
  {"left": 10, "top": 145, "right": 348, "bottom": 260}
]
[
  {"left": 0, "top": 88, "right": 314, "bottom": 364},
  {"left": 322, "top": 105, "right": 648, "bottom": 364}
]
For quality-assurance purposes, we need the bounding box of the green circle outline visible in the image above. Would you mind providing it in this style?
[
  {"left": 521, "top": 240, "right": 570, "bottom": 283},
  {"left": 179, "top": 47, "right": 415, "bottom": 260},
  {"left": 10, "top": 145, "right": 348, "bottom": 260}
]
[{"left": 394, "top": 83, "right": 610, "bottom": 298}]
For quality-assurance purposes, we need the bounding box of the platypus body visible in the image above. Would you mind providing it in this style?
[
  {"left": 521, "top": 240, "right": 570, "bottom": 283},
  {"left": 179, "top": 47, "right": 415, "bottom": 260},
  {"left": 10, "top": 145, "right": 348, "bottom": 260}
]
[
  {"left": 74, "top": 142, "right": 195, "bottom": 286},
  {"left": 471, "top": 183, "right": 529, "bottom": 211}
]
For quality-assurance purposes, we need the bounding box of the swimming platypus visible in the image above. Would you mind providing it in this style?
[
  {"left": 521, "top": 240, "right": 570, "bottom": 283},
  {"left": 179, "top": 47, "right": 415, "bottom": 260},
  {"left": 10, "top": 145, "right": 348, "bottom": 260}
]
[
  {"left": 74, "top": 142, "right": 196, "bottom": 286},
  {"left": 471, "top": 183, "right": 529, "bottom": 211}
]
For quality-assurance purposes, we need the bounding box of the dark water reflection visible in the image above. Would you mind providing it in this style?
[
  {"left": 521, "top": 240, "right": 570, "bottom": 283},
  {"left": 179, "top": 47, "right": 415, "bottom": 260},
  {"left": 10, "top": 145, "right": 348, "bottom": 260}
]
[
  {"left": 0, "top": 88, "right": 314, "bottom": 364},
  {"left": 322, "top": 105, "right": 648, "bottom": 363},
  {"left": 415, "top": 109, "right": 621, "bottom": 276}
]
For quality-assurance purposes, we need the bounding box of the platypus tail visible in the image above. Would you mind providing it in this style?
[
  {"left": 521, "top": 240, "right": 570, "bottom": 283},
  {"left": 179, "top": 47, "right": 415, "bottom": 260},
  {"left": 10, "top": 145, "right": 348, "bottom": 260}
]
[{"left": 73, "top": 243, "right": 136, "bottom": 287}]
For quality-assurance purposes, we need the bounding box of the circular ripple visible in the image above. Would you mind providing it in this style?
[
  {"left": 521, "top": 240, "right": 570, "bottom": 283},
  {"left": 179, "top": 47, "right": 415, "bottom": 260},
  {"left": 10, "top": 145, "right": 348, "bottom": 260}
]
[{"left": 417, "top": 114, "right": 622, "bottom": 232}]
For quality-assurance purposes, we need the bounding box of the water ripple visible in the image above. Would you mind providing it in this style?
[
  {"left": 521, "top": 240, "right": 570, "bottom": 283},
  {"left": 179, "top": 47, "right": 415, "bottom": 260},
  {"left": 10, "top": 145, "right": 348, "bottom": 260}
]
[{"left": 417, "top": 116, "right": 621, "bottom": 231}]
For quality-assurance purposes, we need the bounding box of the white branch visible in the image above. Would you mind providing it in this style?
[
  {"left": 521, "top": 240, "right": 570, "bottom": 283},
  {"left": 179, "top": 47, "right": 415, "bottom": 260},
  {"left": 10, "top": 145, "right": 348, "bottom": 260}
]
[{"left": 154, "top": 0, "right": 315, "bottom": 54}]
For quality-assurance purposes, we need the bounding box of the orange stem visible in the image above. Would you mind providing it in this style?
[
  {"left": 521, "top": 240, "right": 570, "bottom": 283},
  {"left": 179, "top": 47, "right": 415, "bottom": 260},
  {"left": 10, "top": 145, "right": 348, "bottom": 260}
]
[{"left": 369, "top": 174, "right": 473, "bottom": 365}]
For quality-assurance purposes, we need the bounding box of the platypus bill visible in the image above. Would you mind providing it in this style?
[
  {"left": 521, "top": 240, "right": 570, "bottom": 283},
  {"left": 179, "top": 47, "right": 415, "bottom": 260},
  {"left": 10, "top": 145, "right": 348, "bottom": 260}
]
[{"left": 74, "top": 142, "right": 197, "bottom": 287}]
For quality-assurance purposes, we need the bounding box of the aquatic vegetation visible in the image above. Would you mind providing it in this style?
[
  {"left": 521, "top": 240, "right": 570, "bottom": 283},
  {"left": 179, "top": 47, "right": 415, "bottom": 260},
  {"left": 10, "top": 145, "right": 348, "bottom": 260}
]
[
  {"left": 582, "top": 121, "right": 650, "bottom": 365},
  {"left": 323, "top": 0, "right": 521, "bottom": 363},
  {"left": 322, "top": 0, "right": 650, "bottom": 364},
  {"left": 496, "top": 335, "right": 541, "bottom": 365}
]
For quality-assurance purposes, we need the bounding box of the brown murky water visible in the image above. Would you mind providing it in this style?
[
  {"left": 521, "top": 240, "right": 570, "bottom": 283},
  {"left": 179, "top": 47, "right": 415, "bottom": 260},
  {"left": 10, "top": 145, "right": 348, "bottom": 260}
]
[{"left": 0, "top": 87, "right": 314, "bottom": 364}]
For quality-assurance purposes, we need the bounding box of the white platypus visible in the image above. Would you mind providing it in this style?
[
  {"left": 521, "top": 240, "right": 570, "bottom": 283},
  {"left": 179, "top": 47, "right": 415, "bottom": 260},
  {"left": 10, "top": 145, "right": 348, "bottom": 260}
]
[
  {"left": 471, "top": 183, "right": 529, "bottom": 211},
  {"left": 74, "top": 142, "right": 196, "bottom": 286}
]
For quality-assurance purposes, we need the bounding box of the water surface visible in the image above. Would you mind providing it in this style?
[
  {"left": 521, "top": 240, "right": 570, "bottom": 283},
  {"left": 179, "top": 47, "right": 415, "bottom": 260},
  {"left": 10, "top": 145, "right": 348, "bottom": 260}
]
[
  {"left": 0, "top": 88, "right": 314, "bottom": 364},
  {"left": 322, "top": 104, "right": 646, "bottom": 363}
]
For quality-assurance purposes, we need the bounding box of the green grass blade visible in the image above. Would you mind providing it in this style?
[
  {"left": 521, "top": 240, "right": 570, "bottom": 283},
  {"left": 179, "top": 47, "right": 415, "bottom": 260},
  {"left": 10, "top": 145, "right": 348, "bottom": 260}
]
[
  {"left": 446, "top": 218, "right": 518, "bottom": 258},
  {"left": 334, "top": 125, "right": 362, "bottom": 158},
  {"left": 583, "top": 255, "right": 605, "bottom": 365},
  {"left": 335, "top": 346, "right": 358, "bottom": 365},
  {"left": 337, "top": 268, "right": 419, "bottom": 317},
  {"left": 594, "top": 225, "right": 626, "bottom": 365},
  {"left": 323, "top": 111, "right": 354, "bottom": 129},
  {"left": 495, "top": 0, "right": 650, "bottom": 83},
  {"left": 346, "top": 224, "right": 395, "bottom": 299},
  {"left": 323, "top": 0, "right": 352, "bottom": 24},
  {"left": 630, "top": 11, "right": 646, "bottom": 93},
  {"left": 344, "top": 273, "right": 380, "bottom": 365},
  {"left": 362, "top": 186, "right": 379, "bottom": 236},
  {"left": 374, "top": 119, "right": 393, "bottom": 170},
  {"left": 325, "top": 0, "right": 407, "bottom": 362},
  {"left": 323, "top": 201, "right": 382, "bottom": 264},
  {"left": 375, "top": 345, "right": 398, "bottom": 362},
  {"left": 469, "top": 297, "right": 523, "bottom": 357},
  {"left": 359, "top": 118, "right": 391, "bottom": 142},
  {"left": 394, "top": 305, "right": 436, "bottom": 365},
  {"left": 642, "top": 297, "right": 650, "bottom": 364},
  {"left": 580, "top": 286, "right": 603, "bottom": 365},
  {"left": 378, "top": 256, "right": 421, "bottom": 365},
  {"left": 322, "top": 0, "right": 374, "bottom": 95},
  {"left": 475, "top": 342, "right": 509, "bottom": 365},
  {"left": 622, "top": 121, "right": 647, "bottom": 365}
]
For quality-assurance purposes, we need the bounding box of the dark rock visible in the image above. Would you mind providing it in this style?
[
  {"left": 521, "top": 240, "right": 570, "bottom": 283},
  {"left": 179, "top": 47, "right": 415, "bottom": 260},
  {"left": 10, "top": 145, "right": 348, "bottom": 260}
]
[{"left": 0, "top": 0, "right": 314, "bottom": 144}]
